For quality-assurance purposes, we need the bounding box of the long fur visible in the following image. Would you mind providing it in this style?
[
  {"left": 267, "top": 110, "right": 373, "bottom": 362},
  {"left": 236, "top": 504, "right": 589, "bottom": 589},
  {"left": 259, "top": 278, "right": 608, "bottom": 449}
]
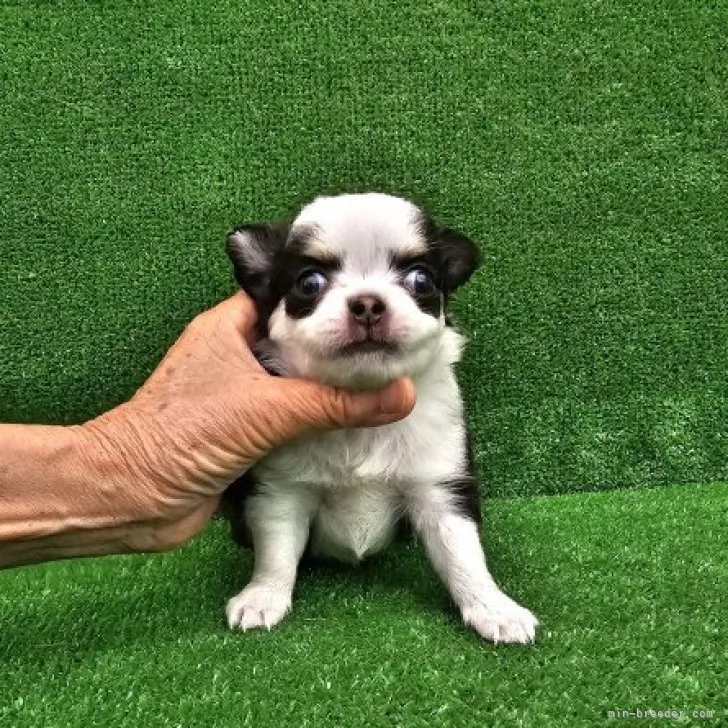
[{"left": 221, "top": 192, "right": 538, "bottom": 643}]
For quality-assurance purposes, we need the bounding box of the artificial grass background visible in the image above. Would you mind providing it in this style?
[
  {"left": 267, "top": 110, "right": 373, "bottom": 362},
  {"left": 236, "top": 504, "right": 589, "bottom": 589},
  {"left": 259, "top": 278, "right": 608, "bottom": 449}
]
[
  {"left": 1, "top": 483, "right": 726, "bottom": 727},
  {"left": 1, "top": 0, "right": 726, "bottom": 496},
  {"left": 1, "top": 3, "right": 726, "bottom": 726}
]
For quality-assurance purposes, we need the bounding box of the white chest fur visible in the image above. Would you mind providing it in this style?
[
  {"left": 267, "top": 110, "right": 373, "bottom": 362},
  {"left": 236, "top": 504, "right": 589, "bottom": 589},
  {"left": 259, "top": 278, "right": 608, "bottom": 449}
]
[{"left": 250, "top": 348, "right": 468, "bottom": 562}]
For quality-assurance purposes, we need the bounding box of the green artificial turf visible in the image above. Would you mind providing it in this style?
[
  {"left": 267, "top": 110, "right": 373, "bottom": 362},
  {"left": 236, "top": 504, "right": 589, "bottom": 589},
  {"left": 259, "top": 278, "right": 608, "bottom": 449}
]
[
  {"left": 1, "top": 483, "right": 726, "bottom": 727},
  {"left": 1, "top": 0, "right": 726, "bottom": 496},
  {"left": 1, "top": 2, "right": 726, "bottom": 725}
]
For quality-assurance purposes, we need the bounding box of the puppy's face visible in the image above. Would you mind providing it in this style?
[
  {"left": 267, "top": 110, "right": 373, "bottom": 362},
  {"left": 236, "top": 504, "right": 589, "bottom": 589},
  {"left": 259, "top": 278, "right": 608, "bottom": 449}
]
[{"left": 227, "top": 193, "right": 480, "bottom": 387}]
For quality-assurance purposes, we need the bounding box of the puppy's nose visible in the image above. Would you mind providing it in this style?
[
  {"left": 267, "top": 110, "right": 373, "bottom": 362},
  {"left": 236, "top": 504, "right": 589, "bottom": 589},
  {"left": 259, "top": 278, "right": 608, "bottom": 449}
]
[{"left": 348, "top": 295, "right": 386, "bottom": 326}]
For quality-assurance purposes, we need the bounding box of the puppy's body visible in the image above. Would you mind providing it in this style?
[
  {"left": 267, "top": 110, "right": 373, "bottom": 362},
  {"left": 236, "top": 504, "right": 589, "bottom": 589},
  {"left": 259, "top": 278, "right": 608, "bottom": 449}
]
[
  {"left": 222, "top": 193, "right": 537, "bottom": 643},
  {"left": 225, "top": 327, "right": 471, "bottom": 562}
]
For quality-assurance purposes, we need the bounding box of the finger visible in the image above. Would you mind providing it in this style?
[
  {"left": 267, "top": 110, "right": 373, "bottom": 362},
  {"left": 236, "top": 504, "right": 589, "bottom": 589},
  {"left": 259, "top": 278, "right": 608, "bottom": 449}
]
[
  {"left": 275, "top": 377, "right": 417, "bottom": 436},
  {"left": 212, "top": 291, "right": 259, "bottom": 345}
]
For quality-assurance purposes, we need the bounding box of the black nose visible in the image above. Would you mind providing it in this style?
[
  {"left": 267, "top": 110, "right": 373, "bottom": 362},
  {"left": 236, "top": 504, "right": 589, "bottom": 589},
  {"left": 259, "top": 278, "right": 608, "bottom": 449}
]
[{"left": 348, "top": 295, "right": 386, "bottom": 326}]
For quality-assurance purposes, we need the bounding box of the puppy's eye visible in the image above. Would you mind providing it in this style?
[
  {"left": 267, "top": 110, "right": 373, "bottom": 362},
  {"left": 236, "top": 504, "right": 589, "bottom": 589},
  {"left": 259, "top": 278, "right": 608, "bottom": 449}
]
[
  {"left": 296, "top": 270, "right": 328, "bottom": 297},
  {"left": 403, "top": 266, "right": 436, "bottom": 295}
]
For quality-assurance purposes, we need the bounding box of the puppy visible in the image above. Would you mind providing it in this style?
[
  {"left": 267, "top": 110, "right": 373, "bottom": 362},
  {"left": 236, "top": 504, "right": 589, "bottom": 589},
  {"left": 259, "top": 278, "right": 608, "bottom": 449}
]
[{"left": 221, "top": 192, "right": 537, "bottom": 644}]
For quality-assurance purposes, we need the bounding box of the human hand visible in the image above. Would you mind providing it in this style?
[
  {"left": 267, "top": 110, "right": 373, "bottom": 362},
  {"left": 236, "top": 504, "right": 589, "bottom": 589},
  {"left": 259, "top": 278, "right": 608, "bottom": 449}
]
[{"left": 80, "top": 292, "right": 416, "bottom": 552}]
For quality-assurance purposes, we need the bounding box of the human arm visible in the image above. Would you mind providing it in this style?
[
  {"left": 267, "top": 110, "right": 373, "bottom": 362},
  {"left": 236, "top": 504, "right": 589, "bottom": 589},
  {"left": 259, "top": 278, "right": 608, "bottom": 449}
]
[{"left": 0, "top": 293, "right": 415, "bottom": 568}]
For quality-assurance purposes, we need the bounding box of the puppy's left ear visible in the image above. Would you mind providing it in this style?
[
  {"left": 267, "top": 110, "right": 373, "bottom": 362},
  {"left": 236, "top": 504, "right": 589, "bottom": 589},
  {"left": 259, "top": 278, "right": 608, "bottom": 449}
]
[
  {"left": 225, "top": 222, "right": 289, "bottom": 303},
  {"left": 429, "top": 222, "right": 482, "bottom": 293}
]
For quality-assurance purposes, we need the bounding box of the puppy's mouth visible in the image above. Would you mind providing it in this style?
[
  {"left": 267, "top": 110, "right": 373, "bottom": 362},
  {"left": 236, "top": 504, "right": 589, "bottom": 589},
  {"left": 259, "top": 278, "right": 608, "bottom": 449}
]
[{"left": 337, "top": 339, "right": 400, "bottom": 356}]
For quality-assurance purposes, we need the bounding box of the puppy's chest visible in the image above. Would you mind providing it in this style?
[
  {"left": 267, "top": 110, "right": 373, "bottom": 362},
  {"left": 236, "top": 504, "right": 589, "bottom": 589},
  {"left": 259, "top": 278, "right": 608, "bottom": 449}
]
[
  {"left": 309, "top": 481, "right": 400, "bottom": 562},
  {"left": 250, "top": 394, "right": 465, "bottom": 562},
  {"left": 257, "top": 416, "right": 456, "bottom": 489}
]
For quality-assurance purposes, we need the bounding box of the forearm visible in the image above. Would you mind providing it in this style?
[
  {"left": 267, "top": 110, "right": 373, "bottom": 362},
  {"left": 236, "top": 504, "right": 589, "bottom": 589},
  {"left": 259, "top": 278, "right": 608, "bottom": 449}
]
[{"left": 0, "top": 422, "right": 145, "bottom": 568}]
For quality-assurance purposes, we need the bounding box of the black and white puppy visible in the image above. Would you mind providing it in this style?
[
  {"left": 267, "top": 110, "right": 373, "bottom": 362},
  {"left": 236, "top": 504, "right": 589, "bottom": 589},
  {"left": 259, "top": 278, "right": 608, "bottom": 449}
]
[{"left": 222, "top": 192, "right": 538, "bottom": 644}]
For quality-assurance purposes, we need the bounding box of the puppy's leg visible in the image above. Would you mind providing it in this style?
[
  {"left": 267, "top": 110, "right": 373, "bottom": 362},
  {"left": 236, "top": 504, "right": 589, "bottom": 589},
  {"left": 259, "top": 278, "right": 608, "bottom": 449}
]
[
  {"left": 226, "top": 489, "right": 316, "bottom": 631},
  {"left": 408, "top": 488, "right": 538, "bottom": 645}
]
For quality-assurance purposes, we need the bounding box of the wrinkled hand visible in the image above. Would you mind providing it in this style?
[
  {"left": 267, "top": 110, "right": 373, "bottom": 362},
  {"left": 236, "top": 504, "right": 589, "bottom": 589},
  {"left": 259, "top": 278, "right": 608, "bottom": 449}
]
[{"left": 81, "top": 292, "right": 416, "bottom": 551}]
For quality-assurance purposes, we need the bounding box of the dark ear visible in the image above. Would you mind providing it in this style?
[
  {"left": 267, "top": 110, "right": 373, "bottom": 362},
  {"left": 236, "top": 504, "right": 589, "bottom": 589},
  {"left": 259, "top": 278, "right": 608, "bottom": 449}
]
[
  {"left": 427, "top": 220, "right": 481, "bottom": 293},
  {"left": 225, "top": 223, "right": 289, "bottom": 302}
]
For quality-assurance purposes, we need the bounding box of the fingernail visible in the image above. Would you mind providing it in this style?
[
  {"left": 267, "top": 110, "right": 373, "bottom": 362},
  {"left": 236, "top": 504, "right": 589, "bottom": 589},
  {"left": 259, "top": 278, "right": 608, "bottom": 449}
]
[{"left": 378, "top": 379, "right": 413, "bottom": 416}]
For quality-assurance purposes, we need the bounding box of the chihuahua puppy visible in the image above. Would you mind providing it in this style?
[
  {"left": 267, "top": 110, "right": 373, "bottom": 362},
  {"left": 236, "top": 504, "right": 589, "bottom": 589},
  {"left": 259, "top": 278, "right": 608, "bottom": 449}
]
[{"left": 221, "top": 192, "right": 537, "bottom": 644}]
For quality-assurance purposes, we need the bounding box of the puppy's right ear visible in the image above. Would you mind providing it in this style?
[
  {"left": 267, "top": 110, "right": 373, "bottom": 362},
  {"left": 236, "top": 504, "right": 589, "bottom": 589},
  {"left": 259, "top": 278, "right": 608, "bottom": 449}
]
[{"left": 225, "top": 223, "right": 289, "bottom": 302}]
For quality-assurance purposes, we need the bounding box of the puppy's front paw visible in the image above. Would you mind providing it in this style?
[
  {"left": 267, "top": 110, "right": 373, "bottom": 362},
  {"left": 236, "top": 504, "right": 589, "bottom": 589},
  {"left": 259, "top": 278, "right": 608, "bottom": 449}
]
[
  {"left": 461, "top": 591, "right": 538, "bottom": 645},
  {"left": 226, "top": 582, "right": 292, "bottom": 631}
]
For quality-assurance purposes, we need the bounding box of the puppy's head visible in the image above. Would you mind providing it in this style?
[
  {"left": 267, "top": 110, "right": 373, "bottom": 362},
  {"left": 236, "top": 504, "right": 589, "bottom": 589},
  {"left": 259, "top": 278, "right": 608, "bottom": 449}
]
[{"left": 226, "top": 193, "right": 480, "bottom": 387}]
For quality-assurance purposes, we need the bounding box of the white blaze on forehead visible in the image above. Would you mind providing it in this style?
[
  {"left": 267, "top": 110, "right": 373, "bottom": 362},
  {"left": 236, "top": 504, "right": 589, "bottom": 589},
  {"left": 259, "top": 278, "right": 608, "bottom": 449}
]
[{"left": 292, "top": 193, "right": 426, "bottom": 273}]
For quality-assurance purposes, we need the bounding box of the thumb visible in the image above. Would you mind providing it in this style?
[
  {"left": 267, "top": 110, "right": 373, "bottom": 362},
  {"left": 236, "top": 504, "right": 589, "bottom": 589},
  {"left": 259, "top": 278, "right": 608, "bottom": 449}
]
[{"left": 271, "top": 376, "right": 417, "bottom": 439}]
